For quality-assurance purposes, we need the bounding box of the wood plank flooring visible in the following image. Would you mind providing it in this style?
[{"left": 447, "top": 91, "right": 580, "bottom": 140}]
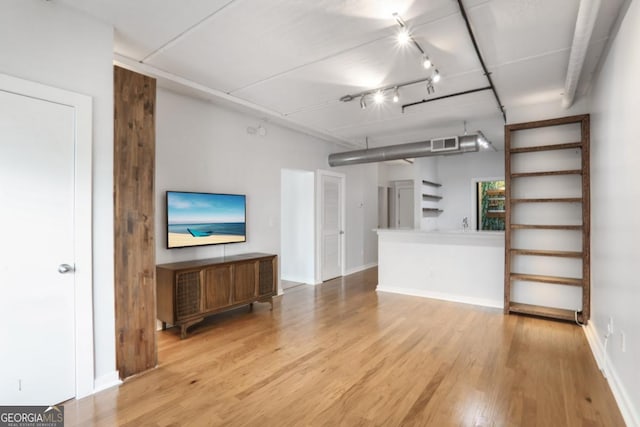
[{"left": 64, "top": 268, "right": 624, "bottom": 426}]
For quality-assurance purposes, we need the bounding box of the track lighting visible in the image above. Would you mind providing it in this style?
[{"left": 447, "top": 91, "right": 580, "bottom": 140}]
[
  {"left": 422, "top": 55, "right": 432, "bottom": 69},
  {"left": 397, "top": 29, "right": 411, "bottom": 45},
  {"left": 426, "top": 81, "right": 435, "bottom": 95},
  {"left": 339, "top": 13, "right": 443, "bottom": 110},
  {"left": 373, "top": 90, "right": 385, "bottom": 104}
]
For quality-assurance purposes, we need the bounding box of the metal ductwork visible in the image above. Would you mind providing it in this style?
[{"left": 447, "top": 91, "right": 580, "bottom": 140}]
[{"left": 328, "top": 135, "right": 480, "bottom": 167}]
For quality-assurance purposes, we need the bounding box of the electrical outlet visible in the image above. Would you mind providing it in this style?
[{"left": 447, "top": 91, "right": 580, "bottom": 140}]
[{"left": 621, "top": 331, "right": 626, "bottom": 352}]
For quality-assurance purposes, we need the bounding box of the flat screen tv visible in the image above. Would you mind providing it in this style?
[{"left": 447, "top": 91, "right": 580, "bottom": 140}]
[{"left": 166, "top": 191, "right": 246, "bottom": 249}]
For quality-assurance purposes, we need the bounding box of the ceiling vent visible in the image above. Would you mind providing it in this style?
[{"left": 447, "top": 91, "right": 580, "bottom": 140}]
[{"left": 430, "top": 136, "right": 459, "bottom": 152}]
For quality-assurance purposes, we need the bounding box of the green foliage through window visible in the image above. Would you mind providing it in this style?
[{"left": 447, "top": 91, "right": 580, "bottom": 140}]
[{"left": 479, "top": 180, "right": 505, "bottom": 231}]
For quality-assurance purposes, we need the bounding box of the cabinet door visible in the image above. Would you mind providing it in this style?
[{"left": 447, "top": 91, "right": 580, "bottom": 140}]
[
  {"left": 233, "top": 261, "right": 257, "bottom": 303},
  {"left": 203, "top": 265, "right": 232, "bottom": 311},
  {"left": 258, "top": 257, "right": 276, "bottom": 296},
  {"left": 175, "top": 270, "right": 201, "bottom": 320}
]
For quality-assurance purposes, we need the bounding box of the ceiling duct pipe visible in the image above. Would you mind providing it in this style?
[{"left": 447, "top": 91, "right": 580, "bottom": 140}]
[
  {"left": 328, "top": 135, "right": 479, "bottom": 167},
  {"left": 562, "top": 0, "right": 601, "bottom": 109}
]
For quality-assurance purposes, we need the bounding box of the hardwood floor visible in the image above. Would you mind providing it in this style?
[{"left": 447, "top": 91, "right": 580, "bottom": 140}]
[{"left": 64, "top": 268, "right": 624, "bottom": 426}]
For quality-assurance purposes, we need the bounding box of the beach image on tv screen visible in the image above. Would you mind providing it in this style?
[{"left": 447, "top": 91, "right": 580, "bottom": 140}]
[{"left": 167, "top": 192, "right": 246, "bottom": 248}]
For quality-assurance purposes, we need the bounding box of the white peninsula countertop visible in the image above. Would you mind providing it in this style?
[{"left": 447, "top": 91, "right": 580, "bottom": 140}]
[{"left": 376, "top": 228, "right": 505, "bottom": 309}]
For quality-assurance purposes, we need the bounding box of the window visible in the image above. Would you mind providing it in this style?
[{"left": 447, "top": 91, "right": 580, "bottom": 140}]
[{"left": 476, "top": 180, "right": 505, "bottom": 231}]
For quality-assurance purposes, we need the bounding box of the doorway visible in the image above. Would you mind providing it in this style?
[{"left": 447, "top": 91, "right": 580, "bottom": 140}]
[
  {"left": 280, "top": 169, "right": 315, "bottom": 286},
  {"left": 390, "top": 180, "right": 414, "bottom": 228},
  {"left": 0, "top": 74, "right": 94, "bottom": 403}
]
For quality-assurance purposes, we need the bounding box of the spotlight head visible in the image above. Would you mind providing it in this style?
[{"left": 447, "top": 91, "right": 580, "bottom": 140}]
[
  {"left": 397, "top": 29, "right": 411, "bottom": 45},
  {"left": 422, "top": 55, "right": 432, "bottom": 69},
  {"left": 426, "top": 83, "right": 435, "bottom": 95},
  {"left": 360, "top": 95, "right": 367, "bottom": 109},
  {"left": 373, "top": 90, "right": 385, "bottom": 104},
  {"left": 392, "top": 87, "right": 399, "bottom": 103},
  {"left": 432, "top": 69, "right": 441, "bottom": 83}
]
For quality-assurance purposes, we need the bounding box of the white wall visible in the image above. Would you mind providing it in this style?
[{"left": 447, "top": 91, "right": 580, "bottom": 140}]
[
  {"left": 589, "top": 1, "right": 640, "bottom": 424},
  {"left": 437, "top": 151, "right": 504, "bottom": 231},
  {"left": 414, "top": 152, "right": 503, "bottom": 231},
  {"left": 416, "top": 156, "right": 439, "bottom": 230},
  {"left": 155, "top": 89, "right": 378, "bottom": 274},
  {"left": 0, "top": 2, "right": 117, "bottom": 387},
  {"left": 281, "top": 169, "right": 315, "bottom": 284}
]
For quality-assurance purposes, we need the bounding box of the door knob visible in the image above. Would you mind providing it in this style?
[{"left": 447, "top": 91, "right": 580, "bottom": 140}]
[{"left": 58, "top": 264, "right": 75, "bottom": 274}]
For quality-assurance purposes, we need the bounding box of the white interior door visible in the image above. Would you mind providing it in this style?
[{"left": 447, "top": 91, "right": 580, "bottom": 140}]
[
  {"left": 319, "top": 172, "right": 344, "bottom": 281},
  {"left": 0, "top": 90, "right": 76, "bottom": 404}
]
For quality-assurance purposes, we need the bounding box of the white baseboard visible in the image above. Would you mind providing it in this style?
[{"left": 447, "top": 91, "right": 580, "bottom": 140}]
[
  {"left": 376, "top": 285, "right": 503, "bottom": 310},
  {"left": 93, "top": 371, "right": 122, "bottom": 394},
  {"left": 345, "top": 262, "right": 378, "bottom": 276},
  {"left": 583, "top": 322, "right": 640, "bottom": 427}
]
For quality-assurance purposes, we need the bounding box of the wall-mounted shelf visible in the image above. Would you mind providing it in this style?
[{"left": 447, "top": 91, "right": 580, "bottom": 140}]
[
  {"left": 422, "top": 180, "right": 443, "bottom": 216},
  {"left": 504, "top": 114, "right": 590, "bottom": 324}
]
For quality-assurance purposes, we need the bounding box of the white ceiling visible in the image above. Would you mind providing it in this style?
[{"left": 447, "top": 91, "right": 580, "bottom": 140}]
[{"left": 58, "top": 0, "right": 625, "bottom": 150}]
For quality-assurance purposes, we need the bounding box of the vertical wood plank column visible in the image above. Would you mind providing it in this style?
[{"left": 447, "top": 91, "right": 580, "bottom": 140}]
[{"left": 114, "top": 66, "right": 157, "bottom": 378}]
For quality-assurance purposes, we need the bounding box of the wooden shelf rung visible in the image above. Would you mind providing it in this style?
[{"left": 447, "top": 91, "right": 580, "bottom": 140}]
[
  {"left": 510, "top": 249, "right": 583, "bottom": 258},
  {"left": 509, "top": 142, "right": 582, "bottom": 153},
  {"left": 511, "top": 198, "right": 582, "bottom": 204},
  {"left": 510, "top": 224, "right": 582, "bottom": 230},
  {"left": 508, "top": 302, "right": 577, "bottom": 322},
  {"left": 510, "top": 273, "right": 583, "bottom": 287},
  {"left": 511, "top": 169, "right": 582, "bottom": 178}
]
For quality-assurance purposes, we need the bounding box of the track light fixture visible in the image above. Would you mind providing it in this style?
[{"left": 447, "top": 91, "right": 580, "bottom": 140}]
[
  {"left": 426, "top": 81, "right": 435, "bottom": 95},
  {"left": 432, "top": 69, "right": 441, "bottom": 83},
  {"left": 373, "top": 90, "right": 385, "bottom": 104},
  {"left": 340, "top": 13, "right": 441, "bottom": 109},
  {"left": 422, "top": 55, "right": 432, "bottom": 69},
  {"left": 340, "top": 75, "right": 439, "bottom": 108}
]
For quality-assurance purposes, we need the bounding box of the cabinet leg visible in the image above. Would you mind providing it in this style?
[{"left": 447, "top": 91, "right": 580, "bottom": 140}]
[
  {"left": 269, "top": 297, "right": 273, "bottom": 311},
  {"left": 249, "top": 302, "right": 254, "bottom": 312},
  {"left": 180, "top": 324, "right": 188, "bottom": 339},
  {"left": 161, "top": 321, "right": 167, "bottom": 331}
]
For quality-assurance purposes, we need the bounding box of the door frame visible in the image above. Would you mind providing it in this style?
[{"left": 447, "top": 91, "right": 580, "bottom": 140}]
[
  {"left": 315, "top": 169, "right": 346, "bottom": 284},
  {"left": 0, "top": 73, "right": 94, "bottom": 399}
]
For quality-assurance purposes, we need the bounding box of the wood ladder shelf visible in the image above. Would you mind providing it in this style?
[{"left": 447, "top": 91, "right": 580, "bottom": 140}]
[{"left": 504, "top": 114, "right": 590, "bottom": 324}]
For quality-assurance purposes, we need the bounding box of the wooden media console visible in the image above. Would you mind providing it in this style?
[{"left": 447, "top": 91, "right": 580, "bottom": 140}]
[{"left": 156, "top": 253, "right": 277, "bottom": 338}]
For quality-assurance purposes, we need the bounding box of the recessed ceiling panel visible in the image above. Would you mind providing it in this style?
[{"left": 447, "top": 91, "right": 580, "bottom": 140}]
[
  {"left": 491, "top": 49, "right": 572, "bottom": 108},
  {"left": 232, "top": 13, "right": 484, "bottom": 114},
  {"left": 57, "top": 0, "right": 235, "bottom": 59},
  {"left": 469, "top": 0, "right": 580, "bottom": 67},
  {"left": 146, "top": 0, "right": 485, "bottom": 93}
]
